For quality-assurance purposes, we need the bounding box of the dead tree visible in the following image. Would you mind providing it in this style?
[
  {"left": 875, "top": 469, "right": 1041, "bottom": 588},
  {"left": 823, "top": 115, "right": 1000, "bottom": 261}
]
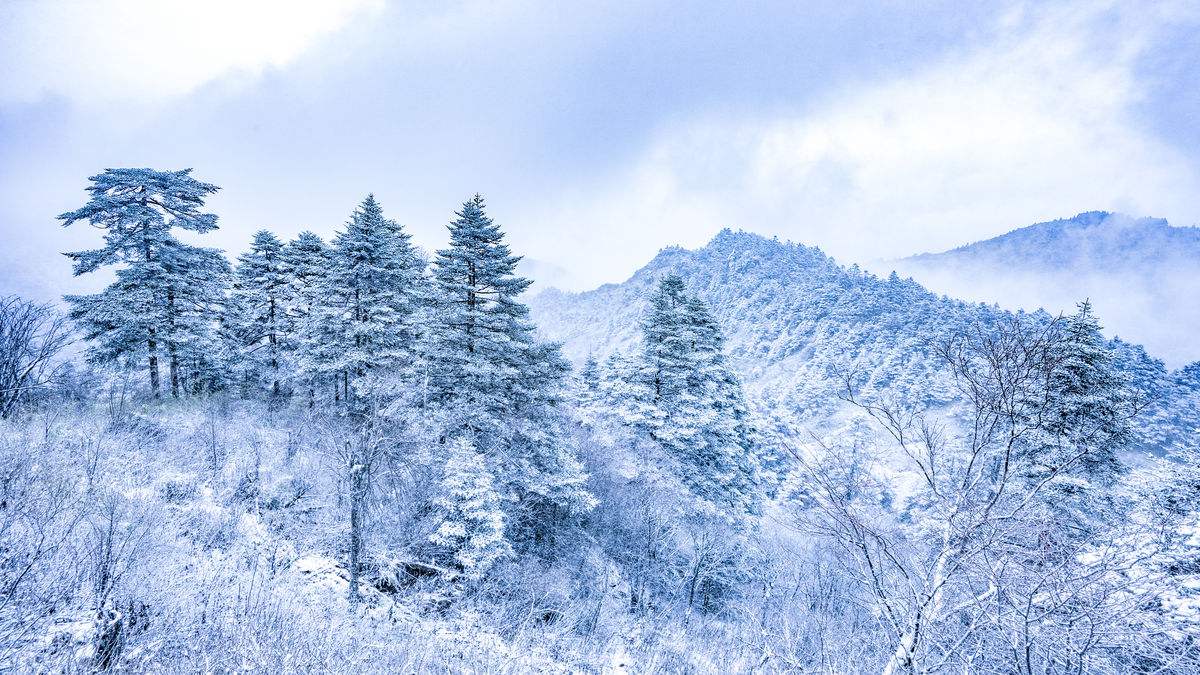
[{"left": 0, "top": 296, "right": 73, "bottom": 419}]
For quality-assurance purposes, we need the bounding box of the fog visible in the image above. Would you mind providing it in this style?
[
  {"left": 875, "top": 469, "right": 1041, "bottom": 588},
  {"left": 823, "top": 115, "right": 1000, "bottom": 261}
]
[{"left": 882, "top": 256, "right": 1200, "bottom": 369}]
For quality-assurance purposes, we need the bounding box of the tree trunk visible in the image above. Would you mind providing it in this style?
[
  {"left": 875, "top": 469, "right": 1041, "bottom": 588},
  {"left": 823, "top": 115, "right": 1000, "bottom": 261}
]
[
  {"left": 348, "top": 442, "right": 364, "bottom": 605},
  {"left": 166, "top": 287, "right": 179, "bottom": 398},
  {"left": 142, "top": 218, "right": 160, "bottom": 401},
  {"left": 268, "top": 296, "right": 279, "bottom": 396},
  {"left": 881, "top": 525, "right": 957, "bottom": 675},
  {"left": 147, "top": 331, "right": 160, "bottom": 400},
  {"left": 169, "top": 348, "right": 180, "bottom": 399}
]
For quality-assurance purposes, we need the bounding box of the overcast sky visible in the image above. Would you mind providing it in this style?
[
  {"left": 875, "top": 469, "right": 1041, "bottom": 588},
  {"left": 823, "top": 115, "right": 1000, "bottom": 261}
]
[{"left": 2, "top": 0, "right": 1199, "bottom": 297}]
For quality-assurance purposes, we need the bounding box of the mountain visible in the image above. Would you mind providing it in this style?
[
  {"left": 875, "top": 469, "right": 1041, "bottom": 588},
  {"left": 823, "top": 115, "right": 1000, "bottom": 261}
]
[
  {"left": 529, "top": 229, "right": 1199, "bottom": 452},
  {"left": 883, "top": 212, "right": 1200, "bottom": 367},
  {"left": 531, "top": 229, "right": 1010, "bottom": 419}
]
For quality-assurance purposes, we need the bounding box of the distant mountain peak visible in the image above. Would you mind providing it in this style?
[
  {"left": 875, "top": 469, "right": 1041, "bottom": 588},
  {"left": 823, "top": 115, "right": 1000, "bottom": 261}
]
[
  {"left": 889, "top": 211, "right": 1200, "bottom": 366},
  {"left": 906, "top": 211, "right": 1189, "bottom": 263}
]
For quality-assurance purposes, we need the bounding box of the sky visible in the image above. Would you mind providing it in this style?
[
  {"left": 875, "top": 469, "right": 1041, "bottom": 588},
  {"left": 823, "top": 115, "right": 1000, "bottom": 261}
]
[{"left": 2, "top": 0, "right": 1199, "bottom": 298}]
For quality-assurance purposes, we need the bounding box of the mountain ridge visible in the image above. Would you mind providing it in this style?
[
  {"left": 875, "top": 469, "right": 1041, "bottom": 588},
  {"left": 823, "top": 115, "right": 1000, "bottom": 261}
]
[
  {"left": 533, "top": 228, "right": 1021, "bottom": 416},
  {"left": 883, "top": 211, "right": 1200, "bottom": 366},
  {"left": 901, "top": 211, "right": 1200, "bottom": 267},
  {"left": 529, "top": 227, "right": 1198, "bottom": 451}
]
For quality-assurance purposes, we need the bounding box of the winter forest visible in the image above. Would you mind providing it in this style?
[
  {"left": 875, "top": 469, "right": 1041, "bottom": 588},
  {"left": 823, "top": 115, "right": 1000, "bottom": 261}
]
[{"left": 0, "top": 165, "right": 1198, "bottom": 673}]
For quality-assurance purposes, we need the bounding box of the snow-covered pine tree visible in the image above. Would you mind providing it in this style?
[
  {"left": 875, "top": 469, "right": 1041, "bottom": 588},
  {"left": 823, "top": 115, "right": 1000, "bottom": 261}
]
[
  {"left": 429, "top": 435, "right": 513, "bottom": 580},
  {"left": 681, "top": 294, "right": 763, "bottom": 506},
  {"left": 159, "top": 239, "right": 231, "bottom": 396},
  {"left": 641, "top": 275, "right": 693, "bottom": 407},
  {"left": 1024, "top": 301, "right": 1133, "bottom": 535},
  {"left": 427, "top": 195, "right": 593, "bottom": 544},
  {"left": 282, "top": 231, "right": 332, "bottom": 406},
  {"left": 301, "top": 195, "right": 426, "bottom": 414},
  {"left": 572, "top": 354, "right": 602, "bottom": 421},
  {"left": 599, "top": 350, "right": 657, "bottom": 432},
  {"left": 228, "top": 230, "right": 292, "bottom": 400},
  {"left": 1048, "top": 301, "right": 1133, "bottom": 477},
  {"left": 428, "top": 195, "right": 535, "bottom": 426},
  {"left": 59, "top": 168, "right": 222, "bottom": 399},
  {"left": 634, "top": 275, "right": 760, "bottom": 516}
]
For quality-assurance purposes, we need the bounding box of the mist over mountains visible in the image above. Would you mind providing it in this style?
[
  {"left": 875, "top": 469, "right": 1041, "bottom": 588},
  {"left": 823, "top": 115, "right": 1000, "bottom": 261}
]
[
  {"left": 529, "top": 226, "right": 1199, "bottom": 451},
  {"left": 883, "top": 211, "right": 1200, "bottom": 367},
  {"left": 6, "top": 180, "right": 1199, "bottom": 670},
  {"left": 531, "top": 229, "right": 989, "bottom": 418}
]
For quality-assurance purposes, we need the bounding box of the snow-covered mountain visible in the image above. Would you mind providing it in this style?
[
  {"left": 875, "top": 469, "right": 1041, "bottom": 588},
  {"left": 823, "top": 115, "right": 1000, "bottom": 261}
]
[
  {"left": 532, "top": 230, "right": 979, "bottom": 417},
  {"left": 884, "top": 212, "right": 1200, "bottom": 367},
  {"left": 529, "top": 228, "right": 1199, "bottom": 449}
]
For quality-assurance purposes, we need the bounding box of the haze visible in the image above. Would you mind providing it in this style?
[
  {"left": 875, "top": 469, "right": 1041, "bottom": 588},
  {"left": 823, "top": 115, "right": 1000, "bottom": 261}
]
[{"left": 2, "top": 1, "right": 1198, "bottom": 299}]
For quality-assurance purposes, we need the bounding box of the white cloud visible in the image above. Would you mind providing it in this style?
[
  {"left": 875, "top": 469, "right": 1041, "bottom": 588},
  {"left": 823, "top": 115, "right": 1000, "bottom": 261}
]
[
  {"left": 0, "top": 0, "right": 383, "bottom": 104},
  {"left": 526, "top": 0, "right": 1200, "bottom": 290}
]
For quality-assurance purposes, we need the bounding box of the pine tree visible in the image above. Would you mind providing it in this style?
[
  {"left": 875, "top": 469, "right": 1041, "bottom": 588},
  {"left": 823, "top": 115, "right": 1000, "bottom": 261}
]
[
  {"left": 428, "top": 194, "right": 536, "bottom": 426},
  {"left": 301, "top": 195, "right": 426, "bottom": 414},
  {"left": 282, "top": 231, "right": 332, "bottom": 406},
  {"left": 59, "top": 168, "right": 223, "bottom": 399},
  {"left": 1024, "top": 301, "right": 1133, "bottom": 535},
  {"left": 427, "top": 195, "right": 593, "bottom": 542},
  {"left": 429, "top": 436, "right": 512, "bottom": 580},
  {"left": 229, "top": 230, "right": 291, "bottom": 399},
  {"left": 681, "top": 294, "right": 762, "bottom": 507},
  {"left": 641, "top": 275, "right": 693, "bottom": 407},
  {"left": 573, "top": 354, "right": 602, "bottom": 419},
  {"left": 1045, "top": 301, "right": 1132, "bottom": 479},
  {"left": 636, "top": 275, "right": 760, "bottom": 516}
]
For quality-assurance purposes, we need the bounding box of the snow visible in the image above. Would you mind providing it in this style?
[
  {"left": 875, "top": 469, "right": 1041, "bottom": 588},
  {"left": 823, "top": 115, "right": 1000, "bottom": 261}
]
[{"left": 4, "top": 202, "right": 1198, "bottom": 671}]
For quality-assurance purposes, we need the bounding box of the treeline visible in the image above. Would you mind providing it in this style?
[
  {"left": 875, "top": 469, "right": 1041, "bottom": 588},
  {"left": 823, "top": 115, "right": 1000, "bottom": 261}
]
[
  {"left": 55, "top": 167, "right": 763, "bottom": 587},
  {"left": 3, "top": 167, "right": 1194, "bottom": 671}
]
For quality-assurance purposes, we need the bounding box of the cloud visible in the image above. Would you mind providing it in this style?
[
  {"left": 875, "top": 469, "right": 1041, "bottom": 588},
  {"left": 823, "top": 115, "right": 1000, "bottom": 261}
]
[
  {"left": 525, "top": 0, "right": 1200, "bottom": 290},
  {"left": 0, "top": 0, "right": 383, "bottom": 105}
]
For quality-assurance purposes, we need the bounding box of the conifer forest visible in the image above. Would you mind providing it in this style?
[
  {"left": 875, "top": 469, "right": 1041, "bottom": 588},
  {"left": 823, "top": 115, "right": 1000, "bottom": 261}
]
[
  {"left": 3, "top": 3, "right": 1200, "bottom": 673},
  {"left": 1, "top": 167, "right": 1198, "bottom": 672}
]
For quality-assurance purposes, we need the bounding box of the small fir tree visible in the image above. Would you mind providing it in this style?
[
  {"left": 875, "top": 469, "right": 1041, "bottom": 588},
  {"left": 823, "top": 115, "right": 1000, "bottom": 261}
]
[{"left": 429, "top": 436, "right": 513, "bottom": 580}]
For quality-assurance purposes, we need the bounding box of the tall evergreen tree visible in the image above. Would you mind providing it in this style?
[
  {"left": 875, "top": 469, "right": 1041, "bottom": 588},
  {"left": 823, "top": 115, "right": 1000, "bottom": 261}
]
[
  {"left": 427, "top": 195, "right": 593, "bottom": 543},
  {"left": 228, "top": 230, "right": 292, "bottom": 399},
  {"left": 641, "top": 275, "right": 693, "bottom": 405},
  {"left": 282, "top": 231, "right": 332, "bottom": 406},
  {"left": 428, "top": 195, "right": 536, "bottom": 426},
  {"left": 58, "top": 168, "right": 223, "bottom": 399},
  {"left": 301, "top": 195, "right": 426, "bottom": 413},
  {"left": 636, "top": 275, "right": 760, "bottom": 516},
  {"left": 1023, "top": 301, "right": 1133, "bottom": 535},
  {"left": 1042, "top": 301, "right": 1132, "bottom": 480}
]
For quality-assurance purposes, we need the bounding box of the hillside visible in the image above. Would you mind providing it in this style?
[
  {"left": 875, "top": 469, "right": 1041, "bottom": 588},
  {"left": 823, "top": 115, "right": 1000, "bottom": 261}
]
[
  {"left": 532, "top": 230, "right": 1011, "bottom": 417},
  {"left": 886, "top": 212, "right": 1200, "bottom": 367},
  {"left": 529, "top": 229, "right": 1199, "bottom": 450}
]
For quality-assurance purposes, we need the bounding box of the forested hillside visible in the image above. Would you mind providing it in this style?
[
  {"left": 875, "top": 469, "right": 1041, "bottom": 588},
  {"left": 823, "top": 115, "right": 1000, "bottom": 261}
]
[
  {"left": 2, "top": 170, "right": 1198, "bottom": 672},
  {"left": 531, "top": 229, "right": 1200, "bottom": 453}
]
